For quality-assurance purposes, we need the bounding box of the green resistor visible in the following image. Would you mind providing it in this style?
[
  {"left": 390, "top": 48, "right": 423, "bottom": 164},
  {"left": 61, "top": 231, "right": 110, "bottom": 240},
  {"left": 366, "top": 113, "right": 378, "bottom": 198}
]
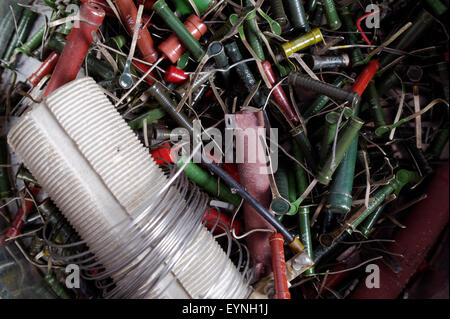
[
  {"left": 269, "top": 0, "right": 290, "bottom": 30},
  {"left": 286, "top": 0, "right": 310, "bottom": 32},
  {"left": 0, "top": 3, "right": 24, "bottom": 58},
  {"left": 208, "top": 41, "right": 231, "bottom": 86},
  {"left": 224, "top": 41, "right": 266, "bottom": 107},
  {"left": 287, "top": 172, "right": 297, "bottom": 203},
  {"left": 311, "top": 2, "right": 324, "bottom": 27},
  {"left": 319, "top": 112, "right": 340, "bottom": 164},
  {"left": 316, "top": 115, "right": 364, "bottom": 186},
  {"left": 127, "top": 108, "right": 166, "bottom": 131},
  {"left": 270, "top": 166, "right": 291, "bottom": 215},
  {"left": 307, "top": 0, "right": 319, "bottom": 13},
  {"left": 292, "top": 140, "right": 309, "bottom": 197},
  {"left": 44, "top": 271, "right": 71, "bottom": 299},
  {"left": 379, "top": 9, "right": 434, "bottom": 68},
  {"left": 359, "top": 204, "right": 386, "bottom": 238},
  {"left": 346, "top": 170, "right": 420, "bottom": 233},
  {"left": 340, "top": 5, "right": 364, "bottom": 67},
  {"left": 153, "top": 0, "right": 205, "bottom": 62},
  {"left": 29, "top": 235, "right": 45, "bottom": 257},
  {"left": 303, "top": 75, "right": 348, "bottom": 118},
  {"left": 298, "top": 206, "right": 314, "bottom": 275},
  {"left": 424, "top": 0, "right": 448, "bottom": 16},
  {"left": 170, "top": 0, "right": 214, "bottom": 17},
  {"left": 177, "top": 156, "right": 242, "bottom": 207},
  {"left": 2, "top": 8, "right": 38, "bottom": 64},
  {"left": 322, "top": 0, "right": 341, "bottom": 30},
  {"left": 368, "top": 80, "right": 387, "bottom": 127},
  {"left": 47, "top": 33, "right": 116, "bottom": 81},
  {"left": 245, "top": 9, "right": 265, "bottom": 61},
  {"left": 14, "top": 11, "right": 59, "bottom": 56}
]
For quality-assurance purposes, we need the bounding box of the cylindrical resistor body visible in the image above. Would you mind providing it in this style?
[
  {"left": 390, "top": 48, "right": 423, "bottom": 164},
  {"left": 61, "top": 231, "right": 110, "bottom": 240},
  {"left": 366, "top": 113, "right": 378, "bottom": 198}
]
[
  {"left": 176, "top": 156, "right": 242, "bottom": 207},
  {"left": 28, "top": 52, "right": 60, "bottom": 87},
  {"left": 304, "top": 54, "right": 350, "bottom": 71},
  {"left": 164, "top": 65, "right": 188, "bottom": 83},
  {"left": 380, "top": 9, "right": 434, "bottom": 68},
  {"left": 262, "top": 61, "right": 299, "bottom": 124},
  {"left": 244, "top": 9, "right": 265, "bottom": 61},
  {"left": 286, "top": 0, "right": 310, "bottom": 32},
  {"left": 269, "top": 233, "right": 291, "bottom": 299},
  {"left": 0, "top": 3, "right": 23, "bottom": 58},
  {"left": 298, "top": 206, "right": 314, "bottom": 275},
  {"left": 303, "top": 75, "right": 348, "bottom": 118},
  {"left": 359, "top": 205, "right": 386, "bottom": 238},
  {"left": 319, "top": 112, "right": 340, "bottom": 164},
  {"left": 347, "top": 170, "right": 419, "bottom": 233},
  {"left": 322, "top": 0, "right": 341, "bottom": 30},
  {"left": 289, "top": 72, "right": 359, "bottom": 107},
  {"left": 316, "top": 116, "right": 364, "bottom": 186},
  {"left": 203, "top": 208, "right": 242, "bottom": 235},
  {"left": 424, "top": 0, "right": 448, "bottom": 16},
  {"left": 291, "top": 126, "right": 318, "bottom": 173},
  {"left": 44, "top": 2, "right": 105, "bottom": 96},
  {"left": 225, "top": 41, "right": 266, "bottom": 107},
  {"left": 153, "top": 0, "right": 206, "bottom": 61},
  {"left": 158, "top": 14, "right": 207, "bottom": 63},
  {"left": 170, "top": 0, "right": 214, "bottom": 16},
  {"left": 368, "top": 80, "right": 387, "bottom": 127},
  {"left": 3, "top": 187, "right": 41, "bottom": 242},
  {"left": 114, "top": 0, "right": 159, "bottom": 63},
  {"left": 326, "top": 133, "right": 358, "bottom": 213},
  {"left": 269, "top": 0, "right": 290, "bottom": 30},
  {"left": 208, "top": 41, "right": 231, "bottom": 86},
  {"left": 340, "top": 6, "right": 365, "bottom": 67},
  {"left": 351, "top": 60, "right": 380, "bottom": 97},
  {"left": 2, "top": 8, "right": 37, "bottom": 63},
  {"left": 281, "top": 28, "right": 324, "bottom": 57},
  {"left": 270, "top": 167, "right": 291, "bottom": 215},
  {"left": 14, "top": 11, "right": 59, "bottom": 56}
]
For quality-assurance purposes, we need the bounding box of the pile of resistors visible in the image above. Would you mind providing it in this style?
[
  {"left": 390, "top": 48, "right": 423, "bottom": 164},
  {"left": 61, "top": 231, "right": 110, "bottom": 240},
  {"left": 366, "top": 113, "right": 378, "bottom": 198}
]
[{"left": 0, "top": 0, "right": 448, "bottom": 299}]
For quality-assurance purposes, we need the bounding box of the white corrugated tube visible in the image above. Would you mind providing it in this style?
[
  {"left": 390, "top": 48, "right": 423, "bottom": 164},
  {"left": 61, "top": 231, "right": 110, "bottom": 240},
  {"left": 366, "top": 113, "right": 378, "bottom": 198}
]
[{"left": 7, "top": 77, "right": 251, "bottom": 299}]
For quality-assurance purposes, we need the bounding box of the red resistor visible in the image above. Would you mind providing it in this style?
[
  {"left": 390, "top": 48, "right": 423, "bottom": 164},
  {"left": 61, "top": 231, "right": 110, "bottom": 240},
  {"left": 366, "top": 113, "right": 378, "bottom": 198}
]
[
  {"left": 269, "top": 233, "right": 291, "bottom": 299},
  {"left": 164, "top": 65, "right": 188, "bottom": 83},
  {"left": 132, "top": 60, "right": 156, "bottom": 84},
  {"left": 350, "top": 59, "right": 380, "bottom": 97},
  {"left": 28, "top": 51, "right": 60, "bottom": 87},
  {"left": 262, "top": 61, "right": 299, "bottom": 124},
  {"left": 114, "top": 0, "right": 159, "bottom": 64},
  {"left": 203, "top": 208, "right": 242, "bottom": 235},
  {"left": 150, "top": 143, "right": 175, "bottom": 164},
  {"left": 158, "top": 14, "right": 207, "bottom": 64},
  {"left": 2, "top": 187, "right": 41, "bottom": 245},
  {"left": 44, "top": 2, "right": 105, "bottom": 96}
]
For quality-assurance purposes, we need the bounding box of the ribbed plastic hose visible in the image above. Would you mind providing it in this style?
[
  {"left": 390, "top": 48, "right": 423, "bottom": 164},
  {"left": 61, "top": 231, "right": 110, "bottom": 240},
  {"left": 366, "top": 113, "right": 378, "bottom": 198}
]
[{"left": 8, "top": 77, "right": 250, "bottom": 299}]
